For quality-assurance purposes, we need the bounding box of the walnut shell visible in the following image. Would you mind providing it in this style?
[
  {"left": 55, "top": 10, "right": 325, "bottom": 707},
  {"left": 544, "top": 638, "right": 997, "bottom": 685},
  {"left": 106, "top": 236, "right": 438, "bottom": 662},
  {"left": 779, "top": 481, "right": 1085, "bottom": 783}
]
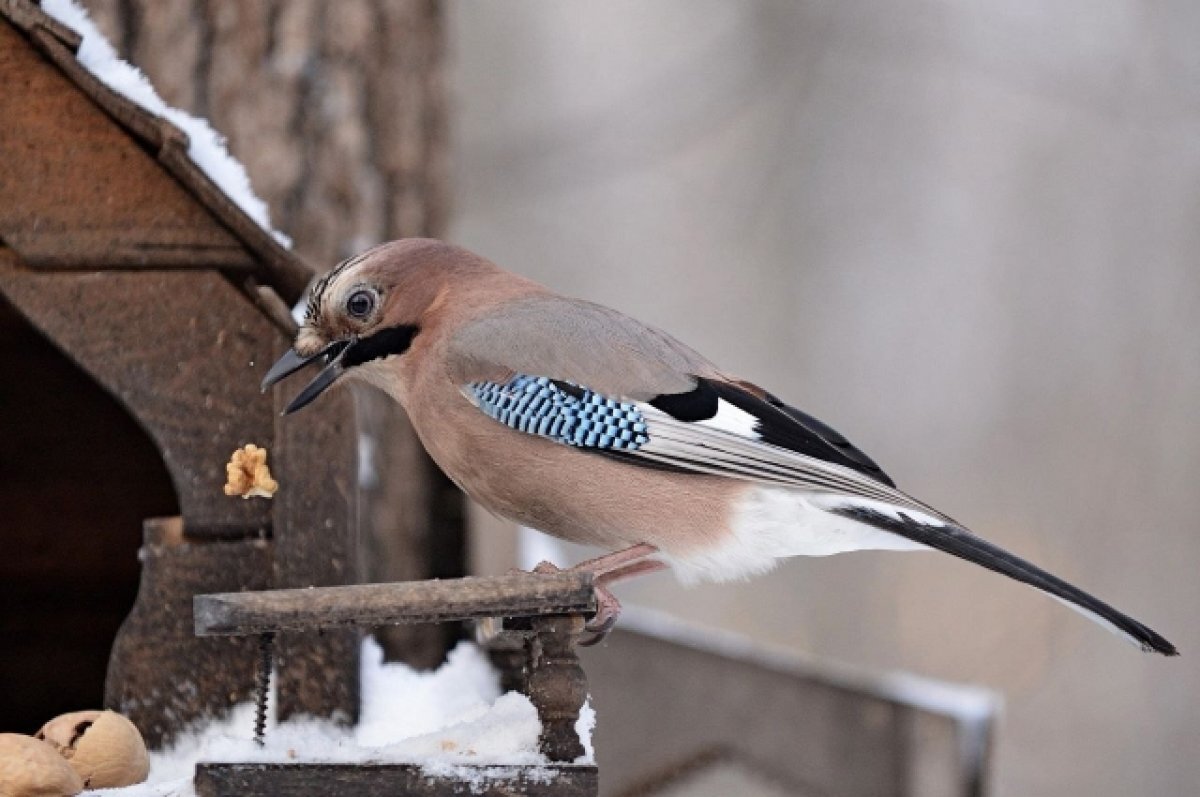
[
  {"left": 35, "top": 710, "right": 149, "bottom": 789},
  {"left": 0, "top": 734, "right": 83, "bottom": 797}
]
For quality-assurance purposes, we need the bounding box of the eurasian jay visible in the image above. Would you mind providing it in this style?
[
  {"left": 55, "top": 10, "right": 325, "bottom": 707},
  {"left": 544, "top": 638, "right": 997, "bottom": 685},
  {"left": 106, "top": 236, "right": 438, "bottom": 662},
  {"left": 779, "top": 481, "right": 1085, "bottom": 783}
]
[{"left": 263, "top": 239, "right": 1177, "bottom": 655}]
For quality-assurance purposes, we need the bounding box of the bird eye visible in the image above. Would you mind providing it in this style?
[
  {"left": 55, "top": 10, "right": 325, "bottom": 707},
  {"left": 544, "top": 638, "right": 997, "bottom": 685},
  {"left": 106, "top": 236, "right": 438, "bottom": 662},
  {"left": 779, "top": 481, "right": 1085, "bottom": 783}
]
[{"left": 345, "top": 289, "right": 377, "bottom": 320}]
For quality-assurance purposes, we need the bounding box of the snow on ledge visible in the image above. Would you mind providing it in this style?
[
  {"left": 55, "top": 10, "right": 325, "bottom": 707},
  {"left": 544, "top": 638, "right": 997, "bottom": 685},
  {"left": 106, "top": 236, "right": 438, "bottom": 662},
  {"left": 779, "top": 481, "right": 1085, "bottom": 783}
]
[
  {"left": 84, "top": 639, "right": 590, "bottom": 797},
  {"left": 40, "top": 0, "right": 292, "bottom": 248}
]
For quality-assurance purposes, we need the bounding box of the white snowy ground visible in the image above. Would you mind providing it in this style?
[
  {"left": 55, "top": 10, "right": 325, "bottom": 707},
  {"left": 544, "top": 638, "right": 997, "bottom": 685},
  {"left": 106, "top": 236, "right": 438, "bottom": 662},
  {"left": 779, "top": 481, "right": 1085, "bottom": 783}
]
[
  {"left": 40, "top": 0, "right": 291, "bottom": 248},
  {"left": 83, "top": 638, "right": 595, "bottom": 796}
]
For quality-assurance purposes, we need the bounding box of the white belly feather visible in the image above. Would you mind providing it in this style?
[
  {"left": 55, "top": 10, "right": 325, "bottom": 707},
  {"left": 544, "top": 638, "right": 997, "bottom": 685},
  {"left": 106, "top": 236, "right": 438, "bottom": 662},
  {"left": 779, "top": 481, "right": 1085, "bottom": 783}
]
[{"left": 663, "top": 487, "right": 936, "bottom": 584}]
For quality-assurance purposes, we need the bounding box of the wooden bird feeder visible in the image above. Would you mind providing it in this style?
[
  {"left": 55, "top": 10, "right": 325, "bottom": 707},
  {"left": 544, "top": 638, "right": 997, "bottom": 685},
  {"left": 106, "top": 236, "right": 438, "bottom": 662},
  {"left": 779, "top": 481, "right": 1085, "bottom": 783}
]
[{"left": 0, "top": 0, "right": 358, "bottom": 743}]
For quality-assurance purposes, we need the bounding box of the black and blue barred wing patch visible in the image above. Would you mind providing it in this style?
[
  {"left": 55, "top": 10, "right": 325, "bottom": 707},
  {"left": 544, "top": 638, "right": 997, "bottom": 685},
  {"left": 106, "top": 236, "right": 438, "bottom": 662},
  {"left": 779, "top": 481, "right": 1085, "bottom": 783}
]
[
  {"left": 467, "top": 375, "right": 650, "bottom": 450},
  {"left": 465, "top": 373, "right": 917, "bottom": 509}
]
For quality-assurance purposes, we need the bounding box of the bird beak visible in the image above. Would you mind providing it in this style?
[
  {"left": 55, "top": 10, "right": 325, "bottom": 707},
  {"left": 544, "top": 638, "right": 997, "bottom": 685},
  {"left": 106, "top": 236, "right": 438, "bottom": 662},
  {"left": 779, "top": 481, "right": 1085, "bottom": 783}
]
[{"left": 261, "top": 338, "right": 353, "bottom": 414}]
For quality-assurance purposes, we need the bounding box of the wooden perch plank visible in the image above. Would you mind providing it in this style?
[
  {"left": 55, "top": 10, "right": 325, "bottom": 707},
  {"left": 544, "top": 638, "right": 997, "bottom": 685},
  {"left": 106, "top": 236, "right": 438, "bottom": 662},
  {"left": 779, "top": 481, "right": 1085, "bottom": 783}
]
[
  {"left": 194, "top": 763, "right": 598, "bottom": 797},
  {"left": 194, "top": 573, "right": 595, "bottom": 636}
]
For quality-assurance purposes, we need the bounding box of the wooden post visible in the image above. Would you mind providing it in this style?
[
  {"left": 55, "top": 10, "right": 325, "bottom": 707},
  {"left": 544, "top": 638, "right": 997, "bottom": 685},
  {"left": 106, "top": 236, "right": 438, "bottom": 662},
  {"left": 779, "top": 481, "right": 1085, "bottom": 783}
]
[
  {"left": 528, "top": 615, "right": 589, "bottom": 763},
  {"left": 485, "top": 628, "right": 533, "bottom": 695}
]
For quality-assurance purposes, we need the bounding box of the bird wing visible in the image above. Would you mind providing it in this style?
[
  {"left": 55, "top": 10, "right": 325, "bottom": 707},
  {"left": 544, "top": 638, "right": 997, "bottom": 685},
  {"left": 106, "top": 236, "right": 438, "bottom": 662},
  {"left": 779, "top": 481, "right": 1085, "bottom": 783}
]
[
  {"left": 459, "top": 373, "right": 943, "bottom": 519},
  {"left": 448, "top": 295, "right": 924, "bottom": 512}
]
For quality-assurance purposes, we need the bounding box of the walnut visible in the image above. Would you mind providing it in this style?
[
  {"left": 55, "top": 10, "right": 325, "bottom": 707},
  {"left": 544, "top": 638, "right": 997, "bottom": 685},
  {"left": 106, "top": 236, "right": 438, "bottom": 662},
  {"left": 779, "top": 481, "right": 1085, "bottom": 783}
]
[
  {"left": 35, "top": 711, "right": 148, "bottom": 790},
  {"left": 0, "top": 733, "right": 84, "bottom": 796},
  {"left": 223, "top": 443, "right": 279, "bottom": 499}
]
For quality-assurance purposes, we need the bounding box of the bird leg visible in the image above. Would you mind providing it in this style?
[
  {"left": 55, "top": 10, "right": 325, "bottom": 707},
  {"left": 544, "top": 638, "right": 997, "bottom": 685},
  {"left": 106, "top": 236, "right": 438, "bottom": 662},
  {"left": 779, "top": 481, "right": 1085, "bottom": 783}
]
[
  {"left": 531, "top": 543, "right": 664, "bottom": 646},
  {"left": 560, "top": 542, "right": 660, "bottom": 578},
  {"left": 594, "top": 558, "right": 669, "bottom": 586}
]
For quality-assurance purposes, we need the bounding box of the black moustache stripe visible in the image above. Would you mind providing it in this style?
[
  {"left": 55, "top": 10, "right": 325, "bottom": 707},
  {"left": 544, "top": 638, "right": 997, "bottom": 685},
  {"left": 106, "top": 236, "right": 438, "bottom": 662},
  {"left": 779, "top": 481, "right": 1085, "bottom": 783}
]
[{"left": 343, "top": 324, "right": 419, "bottom": 367}]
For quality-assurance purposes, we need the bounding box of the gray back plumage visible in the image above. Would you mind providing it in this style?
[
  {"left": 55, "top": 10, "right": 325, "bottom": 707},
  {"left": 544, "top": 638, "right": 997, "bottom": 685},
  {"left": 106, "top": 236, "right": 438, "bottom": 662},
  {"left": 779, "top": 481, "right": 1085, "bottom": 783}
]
[{"left": 448, "top": 295, "right": 715, "bottom": 399}]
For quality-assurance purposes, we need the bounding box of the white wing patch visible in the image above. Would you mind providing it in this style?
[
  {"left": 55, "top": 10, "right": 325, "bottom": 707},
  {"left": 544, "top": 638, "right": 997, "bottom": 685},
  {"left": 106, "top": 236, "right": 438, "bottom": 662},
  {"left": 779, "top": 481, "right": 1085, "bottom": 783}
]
[
  {"left": 663, "top": 487, "right": 929, "bottom": 584},
  {"left": 695, "top": 398, "right": 759, "bottom": 437}
]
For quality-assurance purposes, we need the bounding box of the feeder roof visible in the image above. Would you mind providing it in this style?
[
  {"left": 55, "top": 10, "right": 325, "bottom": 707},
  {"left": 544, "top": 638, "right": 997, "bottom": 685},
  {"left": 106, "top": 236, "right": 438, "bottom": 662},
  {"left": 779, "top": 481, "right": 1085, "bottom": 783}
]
[{"left": 0, "top": 0, "right": 314, "bottom": 305}]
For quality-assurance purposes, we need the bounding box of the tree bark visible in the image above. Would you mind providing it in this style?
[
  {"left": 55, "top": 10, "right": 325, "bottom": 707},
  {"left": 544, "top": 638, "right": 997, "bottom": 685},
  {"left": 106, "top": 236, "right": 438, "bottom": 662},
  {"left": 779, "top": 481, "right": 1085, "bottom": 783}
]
[{"left": 82, "top": 0, "right": 463, "bottom": 668}]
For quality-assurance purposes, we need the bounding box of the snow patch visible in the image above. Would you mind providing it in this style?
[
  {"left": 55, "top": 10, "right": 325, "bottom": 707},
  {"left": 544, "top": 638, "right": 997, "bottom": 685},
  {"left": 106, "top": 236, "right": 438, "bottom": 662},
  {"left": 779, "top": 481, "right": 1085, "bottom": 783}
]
[
  {"left": 40, "top": 0, "right": 291, "bottom": 247},
  {"left": 81, "top": 638, "right": 582, "bottom": 796},
  {"left": 574, "top": 699, "right": 596, "bottom": 764}
]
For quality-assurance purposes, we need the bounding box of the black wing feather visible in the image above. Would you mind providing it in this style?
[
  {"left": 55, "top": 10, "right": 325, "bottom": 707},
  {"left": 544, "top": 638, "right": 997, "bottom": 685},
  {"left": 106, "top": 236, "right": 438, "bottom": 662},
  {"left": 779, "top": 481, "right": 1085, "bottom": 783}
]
[
  {"left": 759, "top": 392, "right": 894, "bottom": 486},
  {"left": 648, "top": 377, "right": 895, "bottom": 487}
]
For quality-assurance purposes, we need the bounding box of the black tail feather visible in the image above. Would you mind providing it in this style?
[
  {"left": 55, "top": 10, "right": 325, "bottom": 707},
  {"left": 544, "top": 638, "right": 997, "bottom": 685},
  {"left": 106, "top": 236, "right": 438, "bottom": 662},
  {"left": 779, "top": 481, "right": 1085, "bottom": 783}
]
[{"left": 830, "top": 505, "right": 1178, "bottom": 656}]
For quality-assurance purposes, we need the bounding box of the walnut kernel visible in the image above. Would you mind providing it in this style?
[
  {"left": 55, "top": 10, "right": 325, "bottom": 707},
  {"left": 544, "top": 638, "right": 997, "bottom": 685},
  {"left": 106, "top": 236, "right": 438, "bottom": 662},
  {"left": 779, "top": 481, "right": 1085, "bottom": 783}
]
[{"left": 223, "top": 443, "right": 278, "bottom": 499}]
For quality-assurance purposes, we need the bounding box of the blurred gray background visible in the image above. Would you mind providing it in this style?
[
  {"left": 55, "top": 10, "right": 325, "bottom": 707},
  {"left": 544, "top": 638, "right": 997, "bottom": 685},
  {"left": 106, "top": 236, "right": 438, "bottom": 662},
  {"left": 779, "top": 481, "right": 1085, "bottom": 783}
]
[{"left": 447, "top": 3, "right": 1199, "bottom": 795}]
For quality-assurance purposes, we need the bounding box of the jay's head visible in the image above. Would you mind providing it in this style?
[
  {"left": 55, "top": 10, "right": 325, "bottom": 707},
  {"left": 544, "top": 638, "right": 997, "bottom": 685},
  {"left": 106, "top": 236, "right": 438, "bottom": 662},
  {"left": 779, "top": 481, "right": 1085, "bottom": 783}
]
[{"left": 262, "top": 238, "right": 500, "bottom": 413}]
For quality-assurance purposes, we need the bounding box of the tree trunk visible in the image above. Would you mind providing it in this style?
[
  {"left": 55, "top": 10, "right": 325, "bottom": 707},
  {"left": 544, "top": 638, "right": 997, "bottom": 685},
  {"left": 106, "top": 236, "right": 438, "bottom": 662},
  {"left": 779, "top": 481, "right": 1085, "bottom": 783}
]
[{"left": 83, "top": 0, "right": 464, "bottom": 668}]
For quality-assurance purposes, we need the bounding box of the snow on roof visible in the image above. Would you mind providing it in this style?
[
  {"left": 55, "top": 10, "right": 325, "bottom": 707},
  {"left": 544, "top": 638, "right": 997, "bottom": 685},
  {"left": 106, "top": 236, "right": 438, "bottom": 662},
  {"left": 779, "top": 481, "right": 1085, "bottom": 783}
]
[
  {"left": 40, "top": 0, "right": 291, "bottom": 248},
  {"left": 82, "top": 639, "right": 593, "bottom": 797}
]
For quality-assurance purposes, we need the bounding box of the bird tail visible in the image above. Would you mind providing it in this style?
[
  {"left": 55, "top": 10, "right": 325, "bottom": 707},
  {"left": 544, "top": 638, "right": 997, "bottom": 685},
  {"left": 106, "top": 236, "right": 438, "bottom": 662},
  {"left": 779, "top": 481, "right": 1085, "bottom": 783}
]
[{"left": 824, "top": 502, "right": 1178, "bottom": 656}]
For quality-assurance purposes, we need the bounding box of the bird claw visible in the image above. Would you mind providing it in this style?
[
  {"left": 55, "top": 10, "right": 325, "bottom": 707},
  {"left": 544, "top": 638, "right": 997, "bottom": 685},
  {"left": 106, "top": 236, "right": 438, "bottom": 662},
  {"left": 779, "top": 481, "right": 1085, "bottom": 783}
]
[
  {"left": 578, "top": 584, "right": 622, "bottom": 646},
  {"left": 519, "top": 564, "right": 623, "bottom": 645},
  {"left": 521, "top": 545, "right": 661, "bottom": 646}
]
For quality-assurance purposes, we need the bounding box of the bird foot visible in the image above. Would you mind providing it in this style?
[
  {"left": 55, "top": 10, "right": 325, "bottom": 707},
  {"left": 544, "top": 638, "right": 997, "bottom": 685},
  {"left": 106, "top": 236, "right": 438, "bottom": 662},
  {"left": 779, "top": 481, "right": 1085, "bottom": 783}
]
[
  {"left": 526, "top": 560, "right": 622, "bottom": 643},
  {"left": 524, "top": 549, "right": 666, "bottom": 645}
]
